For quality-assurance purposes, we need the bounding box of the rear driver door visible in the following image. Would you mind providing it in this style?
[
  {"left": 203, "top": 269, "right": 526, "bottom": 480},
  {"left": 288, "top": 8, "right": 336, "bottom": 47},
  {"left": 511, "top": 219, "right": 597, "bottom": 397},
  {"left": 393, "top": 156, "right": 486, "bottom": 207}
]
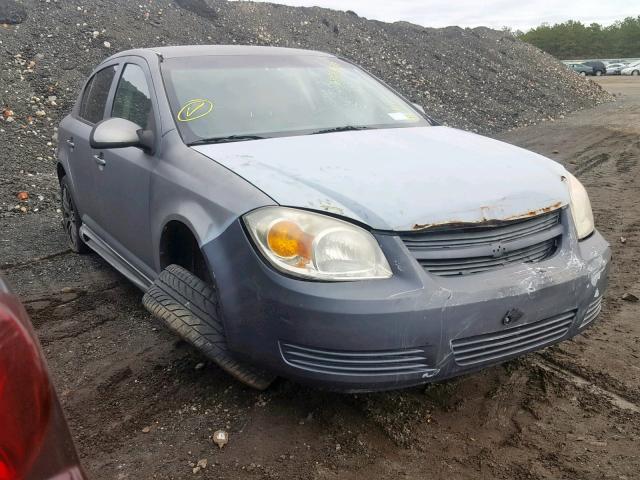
[{"left": 62, "top": 63, "right": 119, "bottom": 226}]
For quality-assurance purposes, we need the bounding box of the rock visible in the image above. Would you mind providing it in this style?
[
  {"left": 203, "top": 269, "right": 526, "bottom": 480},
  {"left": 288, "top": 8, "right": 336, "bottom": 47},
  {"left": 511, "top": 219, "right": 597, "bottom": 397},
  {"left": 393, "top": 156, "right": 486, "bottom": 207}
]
[
  {"left": 142, "top": 426, "right": 151, "bottom": 433},
  {"left": 213, "top": 429, "right": 228, "bottom": 449},
  {"left": 552, "top": 150, "right": 559, "bottom": 154},
  {"left": 196, "top": 459, "right": 207, "bottom": 469},
  {"left": 103, "top": 41, "right": 111, "bottom": 48},
  {"left": 35, "top": 110, "right": 46, "bottom": 117},
  {"left": 16, "top": 191, "right": 28, "bottom": 201},
  {"left": 194, "top": 362, "right": 205, "bottom": 370},
  {"left": 620, "top": 236, "right": 626, "bottom": 244},
  {"left": 621, "top": 293, "right": 639, "bottom": 303}
]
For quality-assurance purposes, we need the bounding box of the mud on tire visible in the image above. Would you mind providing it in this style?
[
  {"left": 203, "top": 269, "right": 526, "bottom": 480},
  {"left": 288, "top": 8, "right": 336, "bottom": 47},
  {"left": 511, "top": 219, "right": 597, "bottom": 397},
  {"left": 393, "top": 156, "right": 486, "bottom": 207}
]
[{"left": 143, "top": 264, "right": 275, "bottom": 390}]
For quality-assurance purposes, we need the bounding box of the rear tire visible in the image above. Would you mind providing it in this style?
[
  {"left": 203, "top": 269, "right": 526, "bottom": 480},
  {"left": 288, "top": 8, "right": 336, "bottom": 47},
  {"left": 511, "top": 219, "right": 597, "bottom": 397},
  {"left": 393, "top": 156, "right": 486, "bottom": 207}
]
[
  {"left": 60, "top": 176, "right": 89, "bottom": 254},
  {"left": 632, "top": 70, "right": 639, "bottom": 76},
  {"left": 580, "top": 71, "right": 586, "bottom": 76},
  {"left": 143, "top": 264, "right": 276, "bottom": 390},
  {"left": 595, "top": 70, "right": 602, "bottom": 76}
]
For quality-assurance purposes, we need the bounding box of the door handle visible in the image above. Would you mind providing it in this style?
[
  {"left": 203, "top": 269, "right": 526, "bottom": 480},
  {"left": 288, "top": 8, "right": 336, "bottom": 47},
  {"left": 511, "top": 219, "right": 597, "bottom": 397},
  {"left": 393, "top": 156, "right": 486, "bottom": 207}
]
[
  {"left": 66, "top": 138, "right": 75, "bottom": 149},
  {"left": 93, "top": 153, "right": 106, "bottom": 167}
]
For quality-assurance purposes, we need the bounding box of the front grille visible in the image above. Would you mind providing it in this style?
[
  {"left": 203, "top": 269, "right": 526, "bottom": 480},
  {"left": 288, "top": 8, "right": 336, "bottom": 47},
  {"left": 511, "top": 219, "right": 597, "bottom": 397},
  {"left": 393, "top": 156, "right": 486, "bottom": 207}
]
[
  {"left": 400, "top": 210, "right": 562, "bottom": 276},
  {"left": 581, "top": 296, "right": 603, "bottom": 327},
  {"left": 280, "top": 342, "right": 435, "bottom": 377},
  {"left": 451, "top": 310, "right": 575, "bottom": 366}
]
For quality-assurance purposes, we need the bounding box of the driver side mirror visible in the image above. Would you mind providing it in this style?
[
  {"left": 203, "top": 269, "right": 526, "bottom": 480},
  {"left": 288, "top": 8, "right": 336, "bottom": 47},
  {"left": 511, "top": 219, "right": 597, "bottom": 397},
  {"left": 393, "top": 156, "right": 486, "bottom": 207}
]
[{"left": 89, "top": 117, "right": 154, "bottom": 152}]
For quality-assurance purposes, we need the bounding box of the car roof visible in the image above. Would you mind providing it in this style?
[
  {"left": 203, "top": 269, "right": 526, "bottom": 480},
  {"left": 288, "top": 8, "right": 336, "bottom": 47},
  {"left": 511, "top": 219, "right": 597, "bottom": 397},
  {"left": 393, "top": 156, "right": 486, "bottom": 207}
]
[{"left": 106, "top": 45, "right": 335, "bottom": 61}]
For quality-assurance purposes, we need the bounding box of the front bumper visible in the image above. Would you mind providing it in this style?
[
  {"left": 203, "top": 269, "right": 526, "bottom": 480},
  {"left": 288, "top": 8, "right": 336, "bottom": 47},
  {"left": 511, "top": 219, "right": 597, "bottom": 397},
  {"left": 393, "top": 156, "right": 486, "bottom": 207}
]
[{"left": 203, "top": 214, "right": 611, "bottom": 392}]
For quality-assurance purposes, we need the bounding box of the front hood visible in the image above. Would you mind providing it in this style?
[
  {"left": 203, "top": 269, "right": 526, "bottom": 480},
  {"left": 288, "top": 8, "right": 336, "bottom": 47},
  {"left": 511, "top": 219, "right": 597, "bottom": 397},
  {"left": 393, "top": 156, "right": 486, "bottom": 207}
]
[{"left": 193, "top": 126, "right": 569, "bottom": 231}]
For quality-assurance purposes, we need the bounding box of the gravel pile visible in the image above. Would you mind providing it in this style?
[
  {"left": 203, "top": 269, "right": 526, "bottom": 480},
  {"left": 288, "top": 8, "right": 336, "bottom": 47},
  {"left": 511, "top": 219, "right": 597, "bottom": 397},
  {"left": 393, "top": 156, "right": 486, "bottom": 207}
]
[{"left": 0, "top": 0, "right": 613, "bottom": 218}]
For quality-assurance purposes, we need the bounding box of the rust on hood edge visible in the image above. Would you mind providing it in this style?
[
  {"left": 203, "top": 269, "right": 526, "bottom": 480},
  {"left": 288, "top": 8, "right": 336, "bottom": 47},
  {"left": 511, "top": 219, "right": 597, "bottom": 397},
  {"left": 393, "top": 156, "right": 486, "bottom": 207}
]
[{"left": 411, "top": 202, "right": 564, "bottom": 231}]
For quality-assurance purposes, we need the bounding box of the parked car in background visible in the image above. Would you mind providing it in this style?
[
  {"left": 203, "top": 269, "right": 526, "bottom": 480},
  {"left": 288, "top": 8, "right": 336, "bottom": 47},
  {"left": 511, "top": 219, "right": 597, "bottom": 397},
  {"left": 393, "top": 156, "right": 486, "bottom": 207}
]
[
  {"left": 621, "top": 62, "right": 640, "bottom": 76},
  {"left": 568, "top": 63, "right": 593, "bottom": 76},
  {"left": 0, "top": 278, "right": 86, "bottom": 479},
  {"left": 582, "top": 61, "right": 606, "bottom": 76},
  {"left": 606, "top": 63, "right": 627, "bottom": 75}
]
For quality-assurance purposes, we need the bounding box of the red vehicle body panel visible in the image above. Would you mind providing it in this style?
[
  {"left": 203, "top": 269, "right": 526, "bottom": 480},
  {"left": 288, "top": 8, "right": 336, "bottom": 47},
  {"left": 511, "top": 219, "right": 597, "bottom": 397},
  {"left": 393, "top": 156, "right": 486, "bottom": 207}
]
[{"left": 0, "top": 280, "right": 86, "bottom": 480}]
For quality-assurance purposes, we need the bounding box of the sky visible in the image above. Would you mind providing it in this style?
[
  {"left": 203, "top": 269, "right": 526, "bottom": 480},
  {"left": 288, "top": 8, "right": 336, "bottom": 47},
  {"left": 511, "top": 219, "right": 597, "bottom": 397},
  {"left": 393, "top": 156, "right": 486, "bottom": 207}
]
[{"left": 233, "top": 0, "right": 639, "bottom": 31}]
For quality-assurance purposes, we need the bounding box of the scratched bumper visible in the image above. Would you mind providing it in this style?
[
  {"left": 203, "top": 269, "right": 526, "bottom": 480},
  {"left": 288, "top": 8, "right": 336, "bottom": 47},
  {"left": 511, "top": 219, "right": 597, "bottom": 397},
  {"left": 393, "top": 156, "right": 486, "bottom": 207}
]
[{"left": 203, "top": 217, "right": 611, "bottom": 392}]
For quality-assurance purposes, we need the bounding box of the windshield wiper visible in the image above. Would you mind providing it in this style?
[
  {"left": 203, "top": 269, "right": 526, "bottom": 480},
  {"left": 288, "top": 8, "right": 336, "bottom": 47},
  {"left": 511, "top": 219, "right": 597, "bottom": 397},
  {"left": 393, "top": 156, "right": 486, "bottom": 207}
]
[
  {"left": 188, "top": 135, "right": 267, "bottom": 146},
  {"left": 310, "top": 125, "right": 371, "bottom": 135}
]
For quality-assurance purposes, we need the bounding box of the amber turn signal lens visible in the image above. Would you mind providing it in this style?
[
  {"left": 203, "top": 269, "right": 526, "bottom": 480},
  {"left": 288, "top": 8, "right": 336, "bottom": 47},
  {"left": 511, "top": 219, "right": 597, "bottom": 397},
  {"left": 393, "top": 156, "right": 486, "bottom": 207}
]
[{"left": 267, "top": 220, "right": 311, "bottom": 260}]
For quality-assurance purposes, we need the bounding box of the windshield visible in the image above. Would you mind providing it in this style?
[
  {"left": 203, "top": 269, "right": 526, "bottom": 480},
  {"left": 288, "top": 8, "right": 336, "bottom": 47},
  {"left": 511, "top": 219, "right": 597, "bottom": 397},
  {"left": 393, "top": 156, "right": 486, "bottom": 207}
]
[{"left": 161, "top": 54, "right": 429, "bottom": 144}]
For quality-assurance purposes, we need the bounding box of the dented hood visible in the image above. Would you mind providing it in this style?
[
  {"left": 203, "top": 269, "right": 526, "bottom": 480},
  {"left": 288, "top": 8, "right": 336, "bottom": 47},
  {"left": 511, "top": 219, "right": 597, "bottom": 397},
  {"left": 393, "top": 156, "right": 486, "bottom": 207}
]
[{"left": 193, "top": 126, "right": 570, "bottom": 231}]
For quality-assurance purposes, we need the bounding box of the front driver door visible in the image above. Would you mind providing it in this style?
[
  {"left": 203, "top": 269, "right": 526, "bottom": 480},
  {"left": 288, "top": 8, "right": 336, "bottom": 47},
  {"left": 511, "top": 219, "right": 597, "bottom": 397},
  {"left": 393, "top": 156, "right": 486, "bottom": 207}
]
[{"left": 90, "top": 58, "right": 159, "bottom": 277}]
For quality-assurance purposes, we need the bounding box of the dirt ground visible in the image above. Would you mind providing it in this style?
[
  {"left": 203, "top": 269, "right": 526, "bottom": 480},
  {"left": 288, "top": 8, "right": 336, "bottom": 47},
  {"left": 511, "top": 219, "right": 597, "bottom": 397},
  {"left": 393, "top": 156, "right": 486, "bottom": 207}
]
[{"left": 1, "top": 76, "right": 639, "bottom": 480}]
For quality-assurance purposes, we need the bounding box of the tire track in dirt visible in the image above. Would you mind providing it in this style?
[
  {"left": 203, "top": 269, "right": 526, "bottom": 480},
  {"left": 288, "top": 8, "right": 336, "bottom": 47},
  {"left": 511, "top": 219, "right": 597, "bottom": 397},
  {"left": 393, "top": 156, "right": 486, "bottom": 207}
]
[{"left": 534, "top": 355, "right": 640, "bottom": 413}]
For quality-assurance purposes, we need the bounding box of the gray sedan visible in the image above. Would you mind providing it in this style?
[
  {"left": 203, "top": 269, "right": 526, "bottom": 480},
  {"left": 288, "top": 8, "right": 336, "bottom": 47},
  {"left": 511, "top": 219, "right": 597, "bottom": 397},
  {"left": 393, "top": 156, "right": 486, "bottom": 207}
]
[{"left": 57, "top": 46, "right": 610, "bottom": 391}]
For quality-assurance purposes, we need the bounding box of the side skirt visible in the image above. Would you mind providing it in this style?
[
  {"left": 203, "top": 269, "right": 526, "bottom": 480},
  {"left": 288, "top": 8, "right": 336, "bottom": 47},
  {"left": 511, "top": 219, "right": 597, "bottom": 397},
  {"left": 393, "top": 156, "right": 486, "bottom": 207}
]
[{"left": 79, "top": 224, "right": 153, "bottom": 291}]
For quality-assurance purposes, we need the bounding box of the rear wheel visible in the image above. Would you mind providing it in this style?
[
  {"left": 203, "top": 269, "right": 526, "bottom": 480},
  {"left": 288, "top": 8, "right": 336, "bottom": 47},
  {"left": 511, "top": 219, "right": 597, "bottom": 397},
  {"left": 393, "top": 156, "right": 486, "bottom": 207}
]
[
  {"left": 60, "top": 176, "right": 89, "bottom": 254},
  {"left": 595, "top": 70, "right": 602, "bottom": 76},
  {"left": 580, "top": 71, "right": 586, "bottom": 76},
  {"left": 632, "top": 70, "right": 639, "bottom": 76},
  {"left": 143, "top": 264, "right": 276, "bottom": 390}
]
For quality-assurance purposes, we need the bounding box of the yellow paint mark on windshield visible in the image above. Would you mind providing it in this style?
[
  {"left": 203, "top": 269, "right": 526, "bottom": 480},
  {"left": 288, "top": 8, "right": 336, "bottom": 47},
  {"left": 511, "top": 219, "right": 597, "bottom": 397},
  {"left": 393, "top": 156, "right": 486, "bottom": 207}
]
[{"left": 177, "top": 99, "right": 213, "bottom": 122}]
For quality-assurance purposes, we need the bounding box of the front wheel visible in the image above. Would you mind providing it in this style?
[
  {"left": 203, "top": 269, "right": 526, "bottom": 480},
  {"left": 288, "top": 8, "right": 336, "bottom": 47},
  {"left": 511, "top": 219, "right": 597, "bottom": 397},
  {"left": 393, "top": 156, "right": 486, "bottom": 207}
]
[
  {"left": 143, "top": 264, "right": 276, "bottom": 390},
  {"left": 580, "top": 71, "right": 586, "bottom": 76},
  {"left": 60, "top": 176, "right": 89, "bottom": 253}
]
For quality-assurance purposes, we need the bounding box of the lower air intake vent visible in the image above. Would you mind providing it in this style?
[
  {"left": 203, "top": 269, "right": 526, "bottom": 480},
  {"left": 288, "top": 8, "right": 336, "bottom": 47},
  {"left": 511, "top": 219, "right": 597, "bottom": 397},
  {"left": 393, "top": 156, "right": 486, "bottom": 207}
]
[
  {"left": 451, "top": 310, "right": 576, "bottom": 366},
  {"left": 581, "top": 297, "right": 603, "bottom": 327},
  {"left": 280, "top": 342, "right": 434, "bottom": 377}
]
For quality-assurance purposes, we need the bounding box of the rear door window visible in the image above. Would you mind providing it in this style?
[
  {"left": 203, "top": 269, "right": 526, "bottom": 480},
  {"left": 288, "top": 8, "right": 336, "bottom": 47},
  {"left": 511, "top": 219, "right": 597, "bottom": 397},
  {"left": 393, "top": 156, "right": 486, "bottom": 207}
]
[
  {"left": 111, "top": 63, "right": 153, "bottom": 130},
  {"left": 79, "top": 66, "right": 117, "bottom": 124}
]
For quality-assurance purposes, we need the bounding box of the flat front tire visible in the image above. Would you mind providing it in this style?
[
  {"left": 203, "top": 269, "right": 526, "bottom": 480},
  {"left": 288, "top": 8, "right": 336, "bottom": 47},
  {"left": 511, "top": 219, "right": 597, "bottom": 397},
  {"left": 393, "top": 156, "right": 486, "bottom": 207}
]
[
  {"left": 60, "top": 176, "right": 89, "bottom": 253},
  {"left": 143, "top": 264, "right": 276, "bottom": 390}
]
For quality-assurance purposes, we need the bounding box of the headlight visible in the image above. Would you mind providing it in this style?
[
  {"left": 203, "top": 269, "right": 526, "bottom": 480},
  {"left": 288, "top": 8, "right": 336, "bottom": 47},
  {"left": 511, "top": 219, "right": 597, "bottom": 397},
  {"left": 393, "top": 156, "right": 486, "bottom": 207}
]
[
  {"left": 243, "top": 207, "right": 392, "bottom": 281},
  {"left": 565, "top": 173, "right": 594, "bottom": 240}
]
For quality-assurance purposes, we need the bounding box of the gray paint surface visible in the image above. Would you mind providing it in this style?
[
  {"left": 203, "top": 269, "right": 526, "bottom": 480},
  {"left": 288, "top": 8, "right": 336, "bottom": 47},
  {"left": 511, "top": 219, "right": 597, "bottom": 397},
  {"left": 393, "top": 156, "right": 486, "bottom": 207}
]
[
  {"left": 55, "top": 45, "right": 612, "bottom": 391},
  {"left": 194, "top": 125, "right": 570, "bottom": 231}
]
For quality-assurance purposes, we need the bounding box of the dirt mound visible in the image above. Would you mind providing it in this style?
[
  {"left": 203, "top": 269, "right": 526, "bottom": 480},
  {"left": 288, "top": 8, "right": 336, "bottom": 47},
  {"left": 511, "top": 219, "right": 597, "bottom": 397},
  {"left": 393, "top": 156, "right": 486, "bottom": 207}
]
[{"left": 0, "top": 0, "right": 613, "bottom": 218}]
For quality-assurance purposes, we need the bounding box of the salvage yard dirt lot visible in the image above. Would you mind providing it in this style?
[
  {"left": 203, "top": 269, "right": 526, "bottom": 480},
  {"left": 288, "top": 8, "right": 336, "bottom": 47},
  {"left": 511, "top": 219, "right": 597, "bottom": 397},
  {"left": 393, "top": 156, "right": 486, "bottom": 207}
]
[{"left": 1, "top": 76, "right": 639, "bottom": 479}]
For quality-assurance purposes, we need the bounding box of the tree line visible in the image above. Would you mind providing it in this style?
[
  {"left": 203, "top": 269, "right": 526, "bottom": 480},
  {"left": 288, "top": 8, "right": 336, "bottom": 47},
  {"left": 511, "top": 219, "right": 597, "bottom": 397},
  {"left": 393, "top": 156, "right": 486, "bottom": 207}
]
[{"left": 516, "top": 16, "right": 640, "bottom": 59}]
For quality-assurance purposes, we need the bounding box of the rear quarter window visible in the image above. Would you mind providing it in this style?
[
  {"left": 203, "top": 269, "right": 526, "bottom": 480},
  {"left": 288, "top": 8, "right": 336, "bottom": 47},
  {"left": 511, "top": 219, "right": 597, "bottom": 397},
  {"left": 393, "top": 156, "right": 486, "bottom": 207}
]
[{"left": 78, "top": 65, "right": 117, "bottom": 124}]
